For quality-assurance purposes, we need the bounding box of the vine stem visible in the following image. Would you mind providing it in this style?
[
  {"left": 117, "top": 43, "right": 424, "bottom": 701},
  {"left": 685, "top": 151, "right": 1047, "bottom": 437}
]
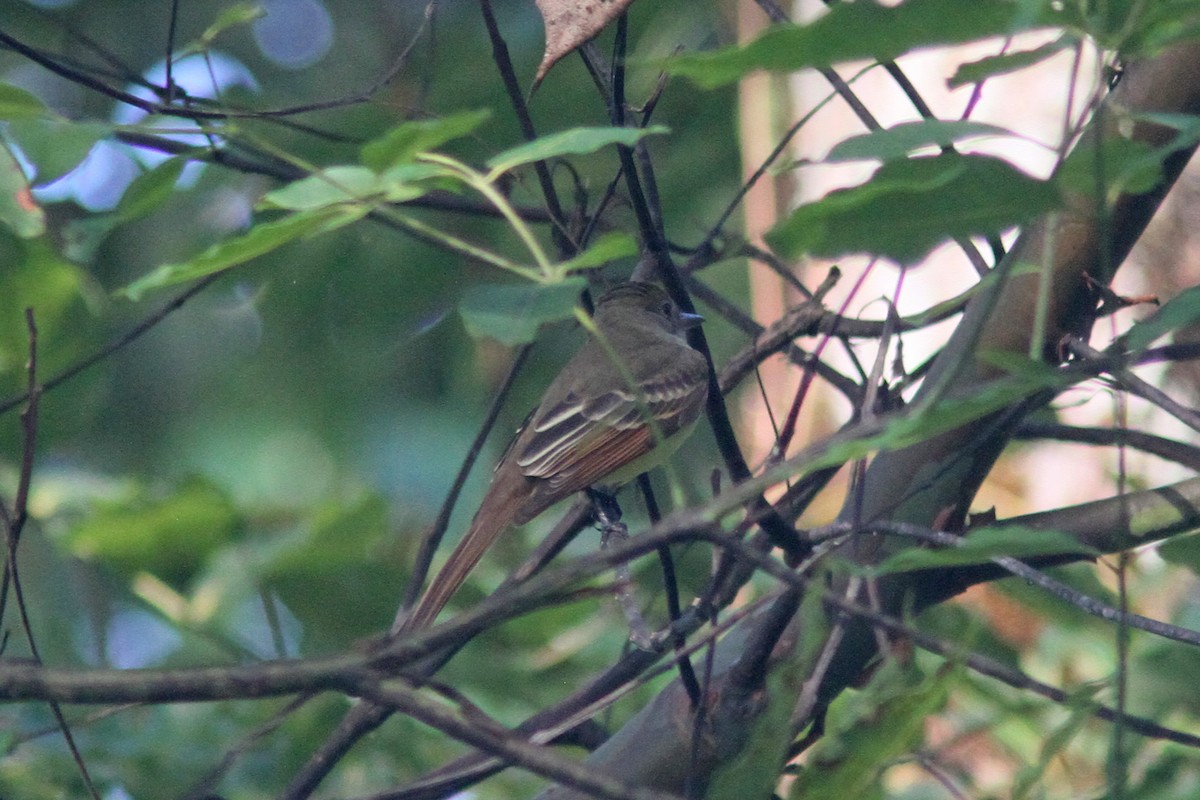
[{"left": 420, "top": 152, "right": 555, "bottom": 278}]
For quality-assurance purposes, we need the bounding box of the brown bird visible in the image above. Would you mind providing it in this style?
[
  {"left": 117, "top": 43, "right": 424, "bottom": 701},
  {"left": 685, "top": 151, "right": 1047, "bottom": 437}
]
[{"left": 402, "top": 282, "right": 708, "bottom": 632}]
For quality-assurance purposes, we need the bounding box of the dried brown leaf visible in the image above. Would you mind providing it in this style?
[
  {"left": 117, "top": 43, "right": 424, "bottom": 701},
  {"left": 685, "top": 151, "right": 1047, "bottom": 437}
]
[{"left": 535, "top": 0, "right": 637, "bottom": 85}]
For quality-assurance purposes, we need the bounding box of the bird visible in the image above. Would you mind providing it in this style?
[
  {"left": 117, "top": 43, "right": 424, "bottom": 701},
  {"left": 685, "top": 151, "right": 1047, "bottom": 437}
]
[{"left": 400, "top": 281, "right": 708, "bottom": 632}]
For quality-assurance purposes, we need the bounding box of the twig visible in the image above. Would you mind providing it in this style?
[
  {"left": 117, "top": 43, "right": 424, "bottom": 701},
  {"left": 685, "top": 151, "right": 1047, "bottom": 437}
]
[
  {"left": 478, "top": 0, "right": 573, "bottom": 254},
  {"left": 865, "top": 520, "right": 1200, "bottom": 648},
  {"left": 638, "top": 473, "right": 702, "bottom": 709},
  {"left": 0, "top": 12, "right": 431, "bottom": 122},
  {"left": 1067, "top": 338, "right": 1200, "bottom": 434},
  {"left": 1014, "top": 420, "right": 1200, "bottom": 472},
  {"left": 1, "top": 310, "right": 101, "bottom": 800}
]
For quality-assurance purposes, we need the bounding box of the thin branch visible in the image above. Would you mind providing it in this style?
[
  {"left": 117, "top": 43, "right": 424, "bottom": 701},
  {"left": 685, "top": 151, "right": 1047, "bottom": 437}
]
[
  {"left": 638, "top": 473, "right": 702, "bottom": 709},
  {"left": 842, "top": 594, "right": 1200, "bottom": 750},
  {"left": 478, "top": 0, "right": 573, "bottom": 254},
  {"left": 0, "top": 272, "right": 224, "bottom": 418},
  {"left": 0, "top": 12, "right": 431, "bottom": 122},
  {"left": 1014, "top": 420, "right": 1200, "bottom": 472},
  {"left": 180, "top": 695, "right": 315, "bottom": 800},
  {"left": 1068, "top": 338, "right": 1200, "bottom": 434},
  {"left": 688, "top": 276, "right": 862, "bottom": 403},
  {"left": 863, "top": 521, "right": 1200, "bottom": 648},
  {"left": 1, "top": 311, "right": 101, "bottom": 800}
]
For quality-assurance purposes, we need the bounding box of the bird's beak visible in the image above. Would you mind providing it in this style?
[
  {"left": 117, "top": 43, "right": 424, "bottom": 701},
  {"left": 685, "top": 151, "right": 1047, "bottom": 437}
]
[{"left": 678, "top": 311, "right": 704, "bottom": 330}]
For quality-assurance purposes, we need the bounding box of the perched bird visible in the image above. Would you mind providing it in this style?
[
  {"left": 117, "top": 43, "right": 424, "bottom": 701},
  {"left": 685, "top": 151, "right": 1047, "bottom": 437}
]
[{"left": 402, "top": 282, "right": 708, "bottom": 631}]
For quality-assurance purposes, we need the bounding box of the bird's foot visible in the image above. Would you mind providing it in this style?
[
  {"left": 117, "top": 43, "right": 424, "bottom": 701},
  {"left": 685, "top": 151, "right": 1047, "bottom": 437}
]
[
  {"left": 586, "top": 487, "right": 623, "bottom": 534},
  {"left": 588, "top": 489, "right": 653, "bottom": 649}
]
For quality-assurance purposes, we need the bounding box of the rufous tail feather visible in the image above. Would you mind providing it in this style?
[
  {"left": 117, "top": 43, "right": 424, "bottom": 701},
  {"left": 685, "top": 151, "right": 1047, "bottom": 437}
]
[{"left": 399, "top": 463, "right": 532, "bottom": 632}]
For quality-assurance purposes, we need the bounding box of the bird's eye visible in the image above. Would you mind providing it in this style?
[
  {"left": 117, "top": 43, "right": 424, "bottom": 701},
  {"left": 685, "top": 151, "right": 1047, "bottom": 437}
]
[{"left": 661, "top": 301, "right": 673, "bottom": 316}]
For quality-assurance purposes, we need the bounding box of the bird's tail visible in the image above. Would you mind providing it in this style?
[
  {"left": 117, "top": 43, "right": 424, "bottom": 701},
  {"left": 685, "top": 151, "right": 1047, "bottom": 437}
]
[{"left": 399, "top": 464, "right": 532, "bottom": 633}]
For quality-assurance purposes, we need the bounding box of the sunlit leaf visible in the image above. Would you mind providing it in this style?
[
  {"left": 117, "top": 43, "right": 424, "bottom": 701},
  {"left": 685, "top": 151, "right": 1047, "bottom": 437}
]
[
  {"left": 199, "top": 2, "right": 265, "bottom": 46},
  {"left": 262, "top": 165, "right": 438, "bottom": 211},
  {"left": 459, "top": 278, "right": 588, "bottom": 344},
  {"left": 768, "top": 153, "right": 1057, "bottom": 265},
  {"left": 360, "top": 109, "right": 492, "bottom": 171},
  {"left": 874, "top": 525, "right": 1096, "bottom": 575},
  {"left": 261, "top": 166, "right": 381, "bottom": 210},
  {"left": 826, "top": 120, "right": 1017, "bottom": 163},
  {"left": 486, "top": 126, "right": 668, "bottom": 175},
  {"left": 669, "top": 0, "right": 1050, "bottom": 88},
  {"left": 119, "top": 206, "right": 364, "bottom": 300},
  {"left": 949, "top": 35, "right": 1078, "bottom": 88},
  {"left": 0, "top": 82, "right": 50, "bottom": 120},
  {"left": 556, "top": 232, "right": 638, "bottom": 274}
]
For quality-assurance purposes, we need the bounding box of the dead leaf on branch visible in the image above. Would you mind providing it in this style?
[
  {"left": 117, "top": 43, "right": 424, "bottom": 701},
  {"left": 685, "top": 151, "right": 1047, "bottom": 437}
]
[{"left": 535, "top": 0, "right": 637, "bottom": 85}]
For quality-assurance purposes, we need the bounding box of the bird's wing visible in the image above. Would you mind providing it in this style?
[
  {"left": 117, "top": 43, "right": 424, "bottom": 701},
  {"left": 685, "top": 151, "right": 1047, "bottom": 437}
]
[{"left": 515, "top": 365, "right": 707, "bottom": 497}]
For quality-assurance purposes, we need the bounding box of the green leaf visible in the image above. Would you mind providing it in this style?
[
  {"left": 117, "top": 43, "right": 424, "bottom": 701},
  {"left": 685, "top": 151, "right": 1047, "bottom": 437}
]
[
  {"left": 826, "top": 120, "right": 1017, "bottom": 163},
  {"left": 5, "top": 118, "right": 113, "bottom": 185},
  {"left": 0, "top": 82, "right": 51, "bottom": 120},
  {"left": 556, "top": 232, "right": 638, "bottom": 274},
  {"left": 1059, "top": 112, "right": 1200, "bottom": 202},
  {"left": 767, "top": 153, "right": 1057, "bottom": 265},
  {"left": 486, "top": 125, "right": 668, "bottom": 175},
  {"left": 1057, "top": 136, "right": 1164, "bottom": 198},
  {"left": 1077, "top": 0, "right": 1200, "bottom": 56},
  {"left": 0, "top": 138, "right": 44, "bottom": 238},
  {"left": 978, "top": 349, "right": 1065, "bottom": 383},
  {"left": 458, "top": 278, "right": 588, "bottom": 345},
  {"left": 788, "top": 659, "right": 957, "bottom": 800},
  {"left": 1158, "top": 531, "right": 1200, "bottom": 572},
  {"left": 115, "top": 157, "right": 186, "bottom": 222},
  {"left": 949, "top": 35, "right": 1078, "bottom": 88},
  {"left": 0, "top": 239, "right": 86, "bottom": 372},
  {"left": 1121, "top": 285, "right": 1200, "bottom": 352},
  {"left": 66, "top": 477, "right": 241, "bottom": 588},
  {"left": 262, "top": 166, "right": 381, "bottom": 210},
  {"left": 119, "top": 206, "right": 364, "bottom": 300},
  {"left": 360, "top": 109, "right": 492, "bottom": 171},
  {"left": 874, "top": 525, "right": 1097, "bottom": 575},
  {"left": 261, "top": 164, "right": 437, "bottom": 211},
  {"left": 1012, "top": 686, "right": 1102, "bottom": 800},
  {"left": 669, "top": 0, "right": 1050, "bottom": 88}
]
